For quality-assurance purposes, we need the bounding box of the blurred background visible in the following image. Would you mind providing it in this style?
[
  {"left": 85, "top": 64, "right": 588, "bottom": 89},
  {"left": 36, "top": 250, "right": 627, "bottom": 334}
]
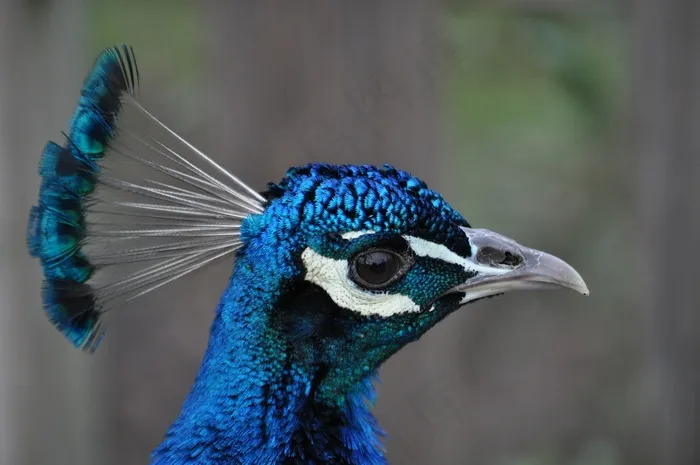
[{"left": 0, "top": 0, "right": 697, "bottom": 464}]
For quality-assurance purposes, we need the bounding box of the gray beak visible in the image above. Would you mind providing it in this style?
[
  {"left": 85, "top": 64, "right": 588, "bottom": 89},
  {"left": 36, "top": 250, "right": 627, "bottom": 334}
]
[{"left": 452, "top": 227, "right": 589, "bottom": 303}]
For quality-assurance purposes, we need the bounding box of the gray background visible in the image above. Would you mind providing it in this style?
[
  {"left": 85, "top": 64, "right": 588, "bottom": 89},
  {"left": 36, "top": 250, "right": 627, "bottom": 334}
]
[{"left": 1, "top": 1, "right": 697, "bottom": 464}]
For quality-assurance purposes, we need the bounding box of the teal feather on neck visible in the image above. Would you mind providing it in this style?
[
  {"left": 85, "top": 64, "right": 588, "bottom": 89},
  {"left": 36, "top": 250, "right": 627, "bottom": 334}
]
[
  {"left": 152, "top": 246, "right": 388, "bottom": 464},
  {"left": 151, "top": 165, "right": 471, "bottom": 463}
]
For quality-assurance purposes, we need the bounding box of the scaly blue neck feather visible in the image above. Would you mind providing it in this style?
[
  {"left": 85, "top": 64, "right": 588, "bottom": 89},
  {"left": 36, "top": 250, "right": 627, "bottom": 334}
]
[{"left": 151, "top": 252, "right": 387, "bottom": 465}]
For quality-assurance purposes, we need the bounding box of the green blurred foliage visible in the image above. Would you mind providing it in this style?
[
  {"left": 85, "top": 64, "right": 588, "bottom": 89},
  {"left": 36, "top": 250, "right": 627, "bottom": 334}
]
[
  {"left": 441, "top": 8, "right": 631, "bottom": 295},
  {"left": 439, "top": 7, "right": 639, "bottom": 465},
  {"left": 90, "top": 0, "right": 199, "bottom": 69},
  {"left": 89, "top": 0, "right": 204, "bottom": 117}
]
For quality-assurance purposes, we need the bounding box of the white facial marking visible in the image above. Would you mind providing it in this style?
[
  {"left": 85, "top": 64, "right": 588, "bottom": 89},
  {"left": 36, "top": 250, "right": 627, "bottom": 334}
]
[
  {"left": 301, "top": 247, "right": 420, "bottom": 317},
  {"left": 341, "top": 230, "right": 375, "bottom": 240},
  {"left": 403, "top": 235, "right": 512, "bottom": 277}
]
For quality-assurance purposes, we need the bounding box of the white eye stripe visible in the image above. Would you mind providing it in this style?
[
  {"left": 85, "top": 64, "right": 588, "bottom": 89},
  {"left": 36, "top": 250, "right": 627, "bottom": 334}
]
[
  {"left": 301, "top": 247, "right": 420, "bottom": 317},
  {"left": 341, "top": 230, "right": 375, "bottom": 240},
  {"left": 403, "top": 235, "right": 511, "bottom": 276},
  {"left": 302, "top": 232, "right": 508, "bottom": 318}
]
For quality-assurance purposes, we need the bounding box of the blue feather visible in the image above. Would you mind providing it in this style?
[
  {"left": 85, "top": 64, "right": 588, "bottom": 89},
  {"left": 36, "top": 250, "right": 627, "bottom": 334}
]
[
  {"left": 39, "top": 141, "right": 97, "bottom": 195},
  {"left": 27, "top": 45, "right": 138, "bottom": 352},
  {"left": 149, "top": 163, "right": 470, "bottom": 464},
  {"left": 28, "top": 46, "right": 588, "bottom": 464}
]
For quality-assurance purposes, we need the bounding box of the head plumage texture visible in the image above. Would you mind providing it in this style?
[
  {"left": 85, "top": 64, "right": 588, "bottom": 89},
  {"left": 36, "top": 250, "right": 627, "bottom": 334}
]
[{"left": 243, "top": 163, "right": 470, "bottom": 252}]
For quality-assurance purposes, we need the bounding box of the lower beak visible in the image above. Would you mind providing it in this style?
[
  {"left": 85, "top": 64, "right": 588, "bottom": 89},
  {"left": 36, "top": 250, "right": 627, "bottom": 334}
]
[{"left": 452, "top": 227, "right": 589, "bottom": 303}]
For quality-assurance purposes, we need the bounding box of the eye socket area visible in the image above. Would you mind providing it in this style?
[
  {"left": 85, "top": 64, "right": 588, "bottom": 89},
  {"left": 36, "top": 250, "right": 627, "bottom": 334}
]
[{"left": 349, "top": 248, "right": 411, "bottom": 290}]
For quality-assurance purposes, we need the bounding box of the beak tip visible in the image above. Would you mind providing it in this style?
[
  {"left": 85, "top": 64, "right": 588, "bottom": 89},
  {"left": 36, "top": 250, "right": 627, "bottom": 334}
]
[
  {"left": 457, "top": 227, "right": 590, "bottom": 299},
  {"left": 576, "top": 285, "right": 590, "bottom": 296},
  {"left": 565, "top": 274, "right": 589, "bottom": 296}
]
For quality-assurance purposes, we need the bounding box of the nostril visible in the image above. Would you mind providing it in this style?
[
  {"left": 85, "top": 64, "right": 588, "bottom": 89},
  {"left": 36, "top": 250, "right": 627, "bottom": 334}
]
[
  {"left": 476, "top": 246, "right": 523, "bottom": 269},
  {"left": 501, "top": 251, "right": 523, "bottom": 267}
]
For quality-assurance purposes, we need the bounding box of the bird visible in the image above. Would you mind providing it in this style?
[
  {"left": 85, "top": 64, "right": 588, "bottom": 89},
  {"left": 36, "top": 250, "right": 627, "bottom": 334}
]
[{"left": 27, "top": 46, "right": 589, "bottom": 465}]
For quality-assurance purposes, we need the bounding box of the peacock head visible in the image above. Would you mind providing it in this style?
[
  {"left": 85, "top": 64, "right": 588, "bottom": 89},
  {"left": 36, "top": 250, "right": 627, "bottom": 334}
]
[
  {"left": 230, "top": 163, "right": 588, "bottom": 404},
  {"left": 28, "top": 47, "right": 589, "bottom": 410}
]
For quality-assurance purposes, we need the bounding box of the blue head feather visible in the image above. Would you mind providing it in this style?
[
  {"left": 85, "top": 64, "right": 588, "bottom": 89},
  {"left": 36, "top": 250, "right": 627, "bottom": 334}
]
[{"left": 153, "top": 164, "right": 473, "bottom": 464}]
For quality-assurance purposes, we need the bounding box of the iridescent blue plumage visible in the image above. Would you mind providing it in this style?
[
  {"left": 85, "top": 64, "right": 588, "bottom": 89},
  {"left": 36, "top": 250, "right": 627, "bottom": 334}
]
[
  {"left": 38, "top": 141, "right": 97, "bottom": 195},
  {"left": 152, "top": 164, "right": 472, "bottom": 464},
  {"left": 28, "top": 47, "right": 588, "bottom": 464},
  {"left": 27, "top": 45, "right": 137, "bottom": 351},
  {"left": 257, "top": 164, "right": 468, "bottom": 249}
]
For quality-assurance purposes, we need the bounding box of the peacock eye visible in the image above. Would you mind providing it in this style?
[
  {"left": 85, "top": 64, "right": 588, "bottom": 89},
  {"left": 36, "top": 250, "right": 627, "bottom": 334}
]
[{"left": 350, "top": 249, "right": 405, "bottom": 290}]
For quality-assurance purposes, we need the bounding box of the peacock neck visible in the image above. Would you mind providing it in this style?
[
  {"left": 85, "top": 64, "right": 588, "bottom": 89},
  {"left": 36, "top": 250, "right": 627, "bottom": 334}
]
[{"left": 151, "top": 254, "right": 387, "bottom": 465}]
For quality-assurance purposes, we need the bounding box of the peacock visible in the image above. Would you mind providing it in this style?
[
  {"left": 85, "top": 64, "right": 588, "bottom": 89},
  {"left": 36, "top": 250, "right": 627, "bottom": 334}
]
[{"left": 27, "top": 46, "right": 588, "bottom": 464}]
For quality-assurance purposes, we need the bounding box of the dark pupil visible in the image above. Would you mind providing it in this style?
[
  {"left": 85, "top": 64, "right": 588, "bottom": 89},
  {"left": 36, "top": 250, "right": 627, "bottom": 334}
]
[{"left": 355, "top": 251, "right": 398, "bottom": 285}]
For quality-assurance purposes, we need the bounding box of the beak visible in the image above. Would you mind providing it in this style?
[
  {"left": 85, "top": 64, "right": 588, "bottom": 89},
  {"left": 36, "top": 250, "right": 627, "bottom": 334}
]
[{"left": 452, "top": 227, "right": 589, "bottom": 303}]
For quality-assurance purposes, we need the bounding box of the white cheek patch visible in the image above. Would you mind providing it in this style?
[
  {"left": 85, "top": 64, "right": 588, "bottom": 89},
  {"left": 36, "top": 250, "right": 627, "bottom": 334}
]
[
  {"left": 403, "top": 235, "right": 512, "bottom": 277},
  {"left": 301, "top": 247, "right": 420, "bottom": 317}
]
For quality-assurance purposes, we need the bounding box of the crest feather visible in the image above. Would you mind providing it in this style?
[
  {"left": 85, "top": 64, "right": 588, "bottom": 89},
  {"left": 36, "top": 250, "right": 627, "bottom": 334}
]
[{"left": 27, "top": 45, "right": 261, "bottom": 351}]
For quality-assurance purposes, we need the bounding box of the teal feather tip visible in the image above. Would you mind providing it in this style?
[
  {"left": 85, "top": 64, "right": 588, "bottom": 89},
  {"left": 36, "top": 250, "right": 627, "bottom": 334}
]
[
  {"left": 27, "top": 45, "right": 138, "bottom": 352},
  {"left": 27, "top": 45, "right": 255, "bottom": 353}
]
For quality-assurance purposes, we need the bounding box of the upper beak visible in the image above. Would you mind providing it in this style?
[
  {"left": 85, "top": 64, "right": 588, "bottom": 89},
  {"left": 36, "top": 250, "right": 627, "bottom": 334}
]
[{"left": 452, "top": 227, "right": 589, "bottom": 302}]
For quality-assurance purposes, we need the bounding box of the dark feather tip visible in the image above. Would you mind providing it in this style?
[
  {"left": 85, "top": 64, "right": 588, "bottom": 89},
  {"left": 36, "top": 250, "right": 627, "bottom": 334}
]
[
  {"left": 42, "top": 279, "right": 103, "bottom": 352},
  {"left": 29, "top": 45, "right": 139, "bottom": 352},
  {"left": 69, "top": 45, "right": 139, "bottom": 157},
  {"left": 39, "top": 141, "right": 96, "bottom": 195}
]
